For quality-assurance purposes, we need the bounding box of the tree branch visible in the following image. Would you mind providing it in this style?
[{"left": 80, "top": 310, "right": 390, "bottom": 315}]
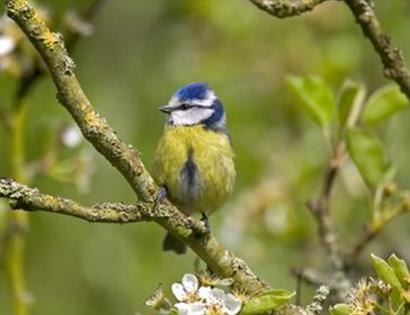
[
  {"left": 305, "top": 142, "right": 350, "bottom": 300},
  {"left": 4, "top": 0, "right": 269, "bottom": 295},
  {"left": 307, "top": 142, "right": 346, "bottom": 272},
  {"left": 0, "top": 177, "right": 146, "bottom": 223},
  {"left": 0, "top": 176, "right": 268, "bottom": 293},
  {"left": 344, "top": 0, "right": 410, "bottom": 100},
  {"left": 249, "top": 0, "right": 329, "bottom": 18}
]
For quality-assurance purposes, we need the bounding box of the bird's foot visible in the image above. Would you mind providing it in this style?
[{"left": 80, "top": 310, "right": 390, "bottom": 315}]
[
  {"left": 200, "top": 212, "right": 211, "bottom": 235},
  {"left": 191, "top": 212, "right": 211, "bottom": 241},
  {"left": 153, "top": 186, "right": 167, "bottom": 210}
]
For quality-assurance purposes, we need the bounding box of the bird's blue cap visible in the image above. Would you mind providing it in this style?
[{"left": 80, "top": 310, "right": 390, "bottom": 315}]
[{"left": 174, "top": 82, "right": 211, "bottom": 101}]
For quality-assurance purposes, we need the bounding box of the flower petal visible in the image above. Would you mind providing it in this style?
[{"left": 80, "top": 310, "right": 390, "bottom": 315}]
[
  {"left": 175, "top": 303, "right": 190, "bottom": 315},
  {"left": 182, "top": 273, "right": 199, "bottom": 293},
  {"left": 223, "top": 293, "right": 242, "bottom": 315},
  {"left": 198, "top": 286, "right": 211, "bottom": 300},
  {"left": 187, "top": 302, "right": 206, "bottom": 315},
  {"left": 207, "top": 288, "right": 225, "bottom": 305},
  {"left": 172, "top": 283, "right": 187, "bottom": 301}
]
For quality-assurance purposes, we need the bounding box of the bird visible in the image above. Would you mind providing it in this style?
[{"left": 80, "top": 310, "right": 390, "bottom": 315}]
[{"left": 152, "top": 82, "right": 235, "bottom": 254}]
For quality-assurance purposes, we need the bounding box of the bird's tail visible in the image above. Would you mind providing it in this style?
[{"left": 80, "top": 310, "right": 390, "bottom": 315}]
[{"left": 162, "top": 232, "right": 187, "bottom": 254}]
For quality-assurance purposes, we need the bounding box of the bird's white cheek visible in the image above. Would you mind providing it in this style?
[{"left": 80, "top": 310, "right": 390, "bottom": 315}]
[{"left": 171, "top": 108, "right": 213, "bottom": 125}]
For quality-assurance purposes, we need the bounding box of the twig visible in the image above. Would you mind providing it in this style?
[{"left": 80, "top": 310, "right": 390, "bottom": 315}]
[
  {"left": 0, "top": 177, "right": 218, "bottom": 244},
  {"left": 349, "top": 224, "right": 379, "bottom": 264},
  {"left": 0, "top": 177, "right": 146, "bottom": 223},
  {"left": 304, "top": 141, "right": 352, "bottom": 301},
  {"left": 344, "top": 0, "right": 410, "bottom": 100},
  {"left": 307, "top": 142, "right": 346, "bottom": 272},
  {"left": 4, "top": 0, "right": 269, "bottom": 295},
  {"left": 292, "top": 267, "right": 349, "bottom": 301},
  {"left": 349, "top": 201, "right": 409, "bottom": 264},
  {"left": 249, "top": 0, "right": 329, "bottom": 18}
]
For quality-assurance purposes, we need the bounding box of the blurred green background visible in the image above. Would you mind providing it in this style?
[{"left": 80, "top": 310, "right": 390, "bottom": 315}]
[{"left": 1, "top": 0, "right": 410, "bottom": 314}]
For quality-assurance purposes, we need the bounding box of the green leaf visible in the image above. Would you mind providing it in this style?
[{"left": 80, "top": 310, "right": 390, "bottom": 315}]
[
  {"left": 388, "top": 254, "right": 410, "bottom": 288},
  {"left": 287, "top": 75, "right": 335, "bottom": 127},
  {"left": 371, "top": 254, "right": 403, "bottom": 291},
  {"left": 346, "top": 129, "right": 387, "bottom": 188},
  {"left": 362, "top": 84, "right": 408, "bottom": 126},
  {"left": 329, "top": 303, "right": 352, "bottom": 315},
  {"left": 239, "top": 290, "right": 295, "bottom": 315},
  {"left": 337, "top": 80, "right": 366, "bottom": 127}
]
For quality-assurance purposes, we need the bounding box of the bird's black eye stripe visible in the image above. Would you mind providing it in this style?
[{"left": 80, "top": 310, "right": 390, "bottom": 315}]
[
  {"left": 177, "top": 104, "right": 206, "bottom": 110},
  {"left": 178, "top": 103, "right": 204, "bottom": 110},
  {"left": 177, "top": 103, "right": 190, "bottom": 110}
]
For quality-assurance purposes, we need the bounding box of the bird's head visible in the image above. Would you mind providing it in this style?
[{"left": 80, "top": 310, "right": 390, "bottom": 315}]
[{"left": 160, "top": 82, "right": 225, "bottom": 129}]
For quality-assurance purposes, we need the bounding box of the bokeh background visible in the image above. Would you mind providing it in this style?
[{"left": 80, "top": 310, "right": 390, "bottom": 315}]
[{"left": 1, "top": 1, "right": 410, "bottom": 314}]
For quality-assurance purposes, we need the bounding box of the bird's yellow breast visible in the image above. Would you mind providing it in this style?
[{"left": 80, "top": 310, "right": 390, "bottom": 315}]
[{"left": 152, "top": 125, "right": 235, "bottom": 214}]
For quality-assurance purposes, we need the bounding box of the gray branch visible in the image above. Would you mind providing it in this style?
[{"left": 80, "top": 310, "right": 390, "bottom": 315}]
[
  {"left": 0, "top": 177, "right": 149, "bottom": 223},
  {"left": 344, "top": 0, "right": 410, "bottom": 100},
  {"left": 249, "top": 0, "right": 329, "bottom": 18}
]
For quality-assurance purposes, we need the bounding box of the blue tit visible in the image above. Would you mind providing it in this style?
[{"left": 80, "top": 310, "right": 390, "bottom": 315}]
[{"left": 152, "top": 82, "right": 235, "bottom": 254}]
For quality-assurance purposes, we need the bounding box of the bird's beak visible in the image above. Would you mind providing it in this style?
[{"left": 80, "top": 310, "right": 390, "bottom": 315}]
[{"left": 159, "top": 105, "right": 173, "bottom": 114}]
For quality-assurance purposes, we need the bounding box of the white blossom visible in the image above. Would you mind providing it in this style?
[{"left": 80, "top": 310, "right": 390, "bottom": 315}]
[
  {"left": 204, "top": 288, "right": 242, "bottom": 315},
  {"left": 172, "top": 273, "right": 201, "bottom": 302},
  {"left": 170, "top": 274, "right": 242, "bottom": 315},
  {"left": 175, "top": 302, "right": 206, "bottom": 315},
  {"left": 221, "top": 293, "right": 242, "bottom": 315}
]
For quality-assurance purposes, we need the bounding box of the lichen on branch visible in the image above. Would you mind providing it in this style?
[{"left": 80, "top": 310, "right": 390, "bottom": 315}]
[
  {"left": 344, "top": 0, "right": 410, "bottom": 100},
  {"left": 249, "top": 0, "right": 329, "bottom": 18},
  {"left": 0, "top": 177, "right": 146, "bottom": 223}
]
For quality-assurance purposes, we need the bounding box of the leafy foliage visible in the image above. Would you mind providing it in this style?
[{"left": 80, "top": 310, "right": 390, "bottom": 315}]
[
  {"left": 239, "top": 289, "right": 295, "bottom": 315},
  {"left": 337, "top": 80, "right": 365, "bottom": 128},
  {"left": 346, "top": 129, "right": 387, "bottom": 188},
  {"left": 287, "top": 75, "right": 335, "bottom": 127},
  {"left": 362, "top": 85, "right": 408, "bottom": 126}
]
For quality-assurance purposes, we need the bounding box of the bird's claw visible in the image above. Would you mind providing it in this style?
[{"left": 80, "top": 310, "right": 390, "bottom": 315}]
[
  {"left": 200, "top": 212, "right": 211, "bottom": 235},
  {"left": 153, "top": 186, "right": 167, "bottom": 210},
  {"left": 190, "top": 212, "right": 211, "bottom": 240}
]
